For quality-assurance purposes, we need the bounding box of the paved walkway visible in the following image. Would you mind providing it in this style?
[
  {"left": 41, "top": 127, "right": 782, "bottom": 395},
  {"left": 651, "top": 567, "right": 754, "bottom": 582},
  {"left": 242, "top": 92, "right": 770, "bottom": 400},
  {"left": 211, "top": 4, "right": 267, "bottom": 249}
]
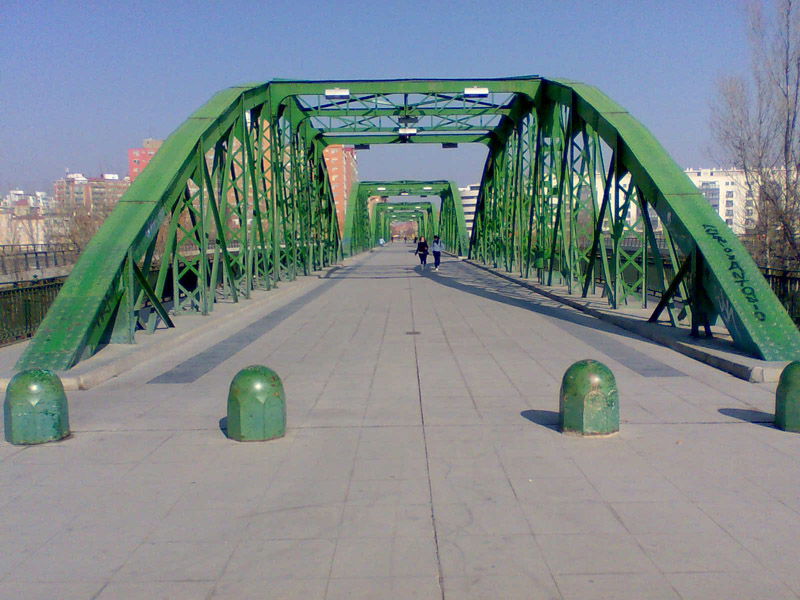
[{"left": 1, "top": 244, "right": 798, "bottom": 599}]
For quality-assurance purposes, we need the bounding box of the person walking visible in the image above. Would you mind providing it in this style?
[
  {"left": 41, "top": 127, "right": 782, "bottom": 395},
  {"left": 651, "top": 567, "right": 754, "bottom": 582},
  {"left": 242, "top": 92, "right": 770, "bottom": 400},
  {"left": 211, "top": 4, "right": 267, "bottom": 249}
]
[
  {"left": 431, "top": 235, "right": 444, "bottom": 271},
  {"left": 415, "top": 236, "right": 429, "bottom": 269}
]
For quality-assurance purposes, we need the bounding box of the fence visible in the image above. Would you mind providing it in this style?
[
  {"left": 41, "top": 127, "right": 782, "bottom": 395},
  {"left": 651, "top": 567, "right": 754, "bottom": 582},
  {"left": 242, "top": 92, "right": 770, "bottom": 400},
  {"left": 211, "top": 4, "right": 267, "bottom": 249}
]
[
  {"left": 0, "top": 244, "right": 80, "bottom": 276},
  {"left": 760, "top": 267, "right": 800, "bottom": 324},
  {"left": 0, "top": 277, "right": 65, "bottom": 345}
]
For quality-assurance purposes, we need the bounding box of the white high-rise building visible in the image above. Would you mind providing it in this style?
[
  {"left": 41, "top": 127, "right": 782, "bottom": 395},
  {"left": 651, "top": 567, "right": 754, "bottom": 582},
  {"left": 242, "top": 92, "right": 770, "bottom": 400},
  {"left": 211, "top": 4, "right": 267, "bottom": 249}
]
[
  {"left": 459, "top": 169, "right": 758, "bottom": 239},
  {"left": 459, "top": 183, "right": 480, "bottom": 237},
  {"left": 683, "top": 168, "right": 755, "bottom": 234}
]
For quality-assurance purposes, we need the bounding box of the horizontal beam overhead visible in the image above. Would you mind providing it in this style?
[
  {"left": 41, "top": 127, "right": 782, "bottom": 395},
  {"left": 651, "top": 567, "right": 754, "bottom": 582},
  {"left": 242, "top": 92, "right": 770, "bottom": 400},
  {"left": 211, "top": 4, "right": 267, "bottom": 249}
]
[
  {"left": 359, "top": 180, "right": 453, "bottom": 196},
  {"left": 320, "top": 133, "right": 493, "bottom": 146}
]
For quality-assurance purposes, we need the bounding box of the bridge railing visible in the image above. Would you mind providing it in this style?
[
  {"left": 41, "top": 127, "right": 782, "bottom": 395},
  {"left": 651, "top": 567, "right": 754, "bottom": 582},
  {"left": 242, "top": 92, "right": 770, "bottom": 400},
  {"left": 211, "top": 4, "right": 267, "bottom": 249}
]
[
  {"left": 760, "top": 267, "right": 800, "bottom": 324},
  {"left": 0, "top": 244, "right": 80, "bottom": 277},
  {"left": 0, "top": 277, "right": 65, "bottom": 345},
  {"left": 0, "top": 245, "right": 255, "bottom": 348}
]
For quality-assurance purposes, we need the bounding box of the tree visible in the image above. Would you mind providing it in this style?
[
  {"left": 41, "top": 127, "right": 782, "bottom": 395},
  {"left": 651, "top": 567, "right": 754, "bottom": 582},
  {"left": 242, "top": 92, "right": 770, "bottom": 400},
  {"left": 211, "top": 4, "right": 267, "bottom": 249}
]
[
  {"left": 712, "top": 0, "right": 800, "bottom": 269},
  {"left": 64, "top": 202, "right": 114, "bottom": 253}
]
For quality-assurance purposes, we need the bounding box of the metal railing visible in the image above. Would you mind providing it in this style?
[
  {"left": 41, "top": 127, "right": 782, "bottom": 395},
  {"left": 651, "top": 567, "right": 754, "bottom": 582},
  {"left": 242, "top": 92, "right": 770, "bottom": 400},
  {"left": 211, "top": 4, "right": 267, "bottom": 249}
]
[
  {"left": 0, "top": 243, "right": 80, "bottom": 276},
  {"left": 0, "top": 277, "right": 65, "bottom": 345},
  {"left": 760, "top": 267, "right": 800, "bottom": 324},
  {"left": 0, "top": 251, "right": 240, "bottom": 347}
]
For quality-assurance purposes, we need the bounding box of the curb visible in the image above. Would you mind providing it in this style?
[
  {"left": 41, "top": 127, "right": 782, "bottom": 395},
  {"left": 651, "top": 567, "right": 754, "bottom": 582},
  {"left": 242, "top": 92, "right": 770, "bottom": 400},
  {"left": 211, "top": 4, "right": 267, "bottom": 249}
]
[{"left": 462, "top": 259, "right": 787, "bottom": 383}]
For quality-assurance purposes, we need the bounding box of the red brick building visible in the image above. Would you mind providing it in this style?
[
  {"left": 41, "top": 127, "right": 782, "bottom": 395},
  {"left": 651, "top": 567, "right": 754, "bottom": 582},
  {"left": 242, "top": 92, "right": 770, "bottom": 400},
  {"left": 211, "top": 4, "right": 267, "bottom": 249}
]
[
  {"left": 323, "top": 145, "right": 358, "bottom": 234},
  {"left": 128, "top": 138, "right": 163, "bottom": 181}
]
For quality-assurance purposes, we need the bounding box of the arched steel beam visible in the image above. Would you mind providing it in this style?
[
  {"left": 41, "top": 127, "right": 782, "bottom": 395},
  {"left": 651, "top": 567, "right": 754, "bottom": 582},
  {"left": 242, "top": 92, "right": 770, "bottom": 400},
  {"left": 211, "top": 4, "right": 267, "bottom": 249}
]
[{"left": 17, "top": 83, "right": 341, "bottom": 370}]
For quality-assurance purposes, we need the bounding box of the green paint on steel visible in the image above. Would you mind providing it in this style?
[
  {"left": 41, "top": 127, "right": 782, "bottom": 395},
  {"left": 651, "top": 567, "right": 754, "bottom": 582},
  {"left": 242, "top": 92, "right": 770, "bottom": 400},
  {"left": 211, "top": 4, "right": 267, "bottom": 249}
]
[
  {"left": 15, "top": 77, "right": 800, "bottom": 371},
  {"left": 343, "top": 180, "right": 468, "bottom": 258},
  {"left": 559, "top": 359, "right": 619, "bottom": 436},
  {"left": 226, "top": 365, "right": 286, "bottom": 442},
  {"left": 776, "top": 361, "right": 800, "bottom": 432},
  {"left": 469, "top": 78, "right": 800, "bottom": 361},
  {"left": 554, "top": 79, "right": 799, "bottom": 359},
  {"left": 4, "top": 369, "right": 70, "bottom": 445}
]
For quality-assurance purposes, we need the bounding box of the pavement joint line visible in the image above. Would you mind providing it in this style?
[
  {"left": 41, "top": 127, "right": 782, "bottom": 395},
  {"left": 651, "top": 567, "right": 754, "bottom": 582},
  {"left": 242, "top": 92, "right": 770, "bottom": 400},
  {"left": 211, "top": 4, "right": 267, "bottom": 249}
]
[
  {"left": 0, "top": 253, "right": 371, "bottom": 392},
  {"left": 408, "top": 271, "right": 446, "bottom": 600},
  {"left": 624, "top": 421, "right": 775, "bottom": 426},
  {"left": 461, "top": 258, "right": 790, "bottom": 383},
  {"left": 322, "top": 265, "right": 389, "bottom": 600}
]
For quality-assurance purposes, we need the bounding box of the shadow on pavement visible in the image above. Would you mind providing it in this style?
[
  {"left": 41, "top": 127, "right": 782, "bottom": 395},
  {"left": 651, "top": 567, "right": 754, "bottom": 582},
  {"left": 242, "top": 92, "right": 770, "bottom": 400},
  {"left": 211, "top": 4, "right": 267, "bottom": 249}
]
[
  {"left": 427, "top": 263, "right": 642, "bottom": 337},
  {"left": 520, "top": 409, "right": 560, "bottom": 431},
  {"left": 718, "top": 408, "right": 774, "bottom": 426},
  {"left": 425, "top": 262, "right": 691, "bottom": 378},
  {"left": 322, "top": 264, "right": 416, "bottom": 280}
]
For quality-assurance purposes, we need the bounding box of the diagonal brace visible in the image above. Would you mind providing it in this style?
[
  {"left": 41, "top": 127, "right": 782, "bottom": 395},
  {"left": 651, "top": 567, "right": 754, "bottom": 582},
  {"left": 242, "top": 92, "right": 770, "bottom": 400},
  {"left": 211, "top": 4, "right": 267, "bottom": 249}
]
[
  {"left": 648, "top": 253, "right": 692, "bottom": 323},
  {"left": 131, "top": 260, "right": 175, "bottom": 329}
]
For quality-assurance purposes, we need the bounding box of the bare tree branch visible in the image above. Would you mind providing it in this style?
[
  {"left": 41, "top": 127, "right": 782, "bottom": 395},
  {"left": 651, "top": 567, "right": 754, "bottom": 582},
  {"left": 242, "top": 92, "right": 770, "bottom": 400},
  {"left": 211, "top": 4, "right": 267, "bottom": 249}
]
[{"left": 713, "top": 0, "right": 800, "bottom": 268}]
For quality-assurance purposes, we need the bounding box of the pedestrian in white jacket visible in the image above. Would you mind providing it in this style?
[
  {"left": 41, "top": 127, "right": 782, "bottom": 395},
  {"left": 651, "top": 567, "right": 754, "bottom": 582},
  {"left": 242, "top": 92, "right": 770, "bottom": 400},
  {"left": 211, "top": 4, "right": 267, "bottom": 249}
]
[{"left": 431, "top": 236, "right": 444, "bottom": 271}]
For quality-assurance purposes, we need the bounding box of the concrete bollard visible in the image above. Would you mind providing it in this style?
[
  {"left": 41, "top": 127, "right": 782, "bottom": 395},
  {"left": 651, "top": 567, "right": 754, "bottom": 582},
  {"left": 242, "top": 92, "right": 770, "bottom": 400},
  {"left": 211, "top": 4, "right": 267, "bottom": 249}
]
[
  {"left": 775, "top": 361, "right": 800, "bottom": 433},
  {"left": 559, "top": 359, "right": 619, "bottom": 436},
  {"left": 226, "top": 365, "right": 286, "bottom": 442},
  {"left": 4, "top": 369, "right": 70, "bottom": 445}
]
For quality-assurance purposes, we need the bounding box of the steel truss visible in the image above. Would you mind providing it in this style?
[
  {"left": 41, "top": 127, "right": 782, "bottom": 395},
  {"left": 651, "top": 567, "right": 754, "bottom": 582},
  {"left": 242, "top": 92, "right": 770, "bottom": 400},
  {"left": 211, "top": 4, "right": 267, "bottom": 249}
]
[
  {"left": 18, "top": 85, "right": 342, "bottom": 370},
  {"left": 18, "top": 78, "right": 800, "bottom": 369},
  {"left": 467, "top": 80, "right": 800, "bottom": 361},
  {"left": 343, "top": 181, "right": 469, "bottom": 257}
]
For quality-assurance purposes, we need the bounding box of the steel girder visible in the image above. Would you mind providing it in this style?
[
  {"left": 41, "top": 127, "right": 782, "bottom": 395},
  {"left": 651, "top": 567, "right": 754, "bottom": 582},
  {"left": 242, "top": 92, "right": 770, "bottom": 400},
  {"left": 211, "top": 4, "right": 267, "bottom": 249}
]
[
  {"left": 18, "top": 77, "right": 800, "bottom": 369},
  {"left": 342, "top": 181, "right": 469, "bottom": 257}
]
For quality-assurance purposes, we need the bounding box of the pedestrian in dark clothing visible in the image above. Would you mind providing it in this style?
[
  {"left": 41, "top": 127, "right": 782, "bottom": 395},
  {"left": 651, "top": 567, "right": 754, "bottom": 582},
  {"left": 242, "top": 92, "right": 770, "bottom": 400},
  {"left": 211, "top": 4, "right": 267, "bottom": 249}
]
[
  {"left": 415, "top": 237, "right": 429, "bottom": 268},
  {"left": 431, "top": 235, "right": 444, "bottom": 271}
]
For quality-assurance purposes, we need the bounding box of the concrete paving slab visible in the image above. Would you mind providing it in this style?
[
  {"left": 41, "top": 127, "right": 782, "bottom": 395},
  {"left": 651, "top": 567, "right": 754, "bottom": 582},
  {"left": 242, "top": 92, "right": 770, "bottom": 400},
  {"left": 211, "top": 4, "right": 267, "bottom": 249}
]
[
  {"left": 1, "top": 245, "right": 799, "bottom": 598},
  {"left": 555, "top": 573, "right": 680, "bottom": 600}
]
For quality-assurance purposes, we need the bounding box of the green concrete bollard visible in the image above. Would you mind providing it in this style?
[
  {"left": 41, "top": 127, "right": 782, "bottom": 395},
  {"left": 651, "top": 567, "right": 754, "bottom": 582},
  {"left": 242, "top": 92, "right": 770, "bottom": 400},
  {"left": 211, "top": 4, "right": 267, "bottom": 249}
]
[
  {"left": 226, "top": 365, "right": 286, "bottom": 442},
  {"left": 775, "top": 361, "right": 800, "bottom": 432},
  {"left": 4, "top": 369, "right": 70, "bottom": 445},
  {"left": 559, "top": 359, "right": 619, "bottom": 436}
]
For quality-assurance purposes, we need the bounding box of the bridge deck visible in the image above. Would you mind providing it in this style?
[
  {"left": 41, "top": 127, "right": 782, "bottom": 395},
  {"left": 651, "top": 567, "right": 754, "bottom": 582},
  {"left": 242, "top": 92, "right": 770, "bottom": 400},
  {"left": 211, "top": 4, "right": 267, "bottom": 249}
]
[{"left": 1, "top": 244, "right": 798, "bottom": 599}]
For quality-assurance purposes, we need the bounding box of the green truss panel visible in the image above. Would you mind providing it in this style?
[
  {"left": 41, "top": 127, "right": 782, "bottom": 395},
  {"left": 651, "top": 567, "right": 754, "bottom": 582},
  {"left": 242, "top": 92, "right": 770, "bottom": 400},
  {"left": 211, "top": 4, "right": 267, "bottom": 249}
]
[{"left": 342, "top": 180, "right": 468, "bottom": 258}]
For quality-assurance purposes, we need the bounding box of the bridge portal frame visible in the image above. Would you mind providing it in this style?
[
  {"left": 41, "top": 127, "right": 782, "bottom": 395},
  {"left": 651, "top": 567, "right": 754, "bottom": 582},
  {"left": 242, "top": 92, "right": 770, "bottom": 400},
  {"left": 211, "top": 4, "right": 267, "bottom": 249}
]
[
  {"left": 343, "top": 180, "right": 469, "bottom": 257},
  {"left": 16, "top": 77, "right": 800, "bottom": 370}
]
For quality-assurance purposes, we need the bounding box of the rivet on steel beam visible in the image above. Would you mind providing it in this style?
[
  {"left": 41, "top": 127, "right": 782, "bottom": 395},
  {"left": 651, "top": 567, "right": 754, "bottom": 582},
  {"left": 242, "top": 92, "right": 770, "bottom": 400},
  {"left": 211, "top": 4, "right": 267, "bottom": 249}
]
[
  {"left": 226, "top": 365, "right": 286, "bottom": 442},
  {"left": 559, "top": 359, "right": 619, "bottom": 436},
  {"left": 775, "top": 361, "right": 800, "bottom": 432},
  {"left": 4, "top": 369, "right": 70, "bottom": 445}
]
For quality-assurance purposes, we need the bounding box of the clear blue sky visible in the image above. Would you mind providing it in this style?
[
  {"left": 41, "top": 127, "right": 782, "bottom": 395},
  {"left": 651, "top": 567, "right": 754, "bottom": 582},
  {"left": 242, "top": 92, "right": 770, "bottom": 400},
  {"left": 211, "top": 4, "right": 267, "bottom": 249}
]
[{"left": 1, "top": 0, "right": 751, "bottom": 194}]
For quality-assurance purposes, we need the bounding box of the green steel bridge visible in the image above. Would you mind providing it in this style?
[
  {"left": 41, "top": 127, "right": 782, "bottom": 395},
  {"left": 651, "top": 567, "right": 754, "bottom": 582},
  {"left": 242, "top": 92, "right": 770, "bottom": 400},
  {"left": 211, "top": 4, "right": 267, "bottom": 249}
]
[
  {"left": 17, "top": 76, "right": 800, "bottom": 371},
  {"left": 344, "top": 180, "right": 469, "bottom": 256}
]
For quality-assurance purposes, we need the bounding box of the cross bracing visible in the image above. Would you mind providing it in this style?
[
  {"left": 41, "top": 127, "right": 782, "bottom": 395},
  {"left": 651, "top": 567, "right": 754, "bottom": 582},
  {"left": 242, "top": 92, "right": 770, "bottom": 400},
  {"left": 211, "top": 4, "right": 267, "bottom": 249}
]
[
  {"left": 17, "top": 77, "right": 800, "bottom": 370},
  {"left": 343, "top": 180, "right": 469, "bottom": 258},
  {"left": 297, "top": 91, "right": 512, "bottom": 137}
]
